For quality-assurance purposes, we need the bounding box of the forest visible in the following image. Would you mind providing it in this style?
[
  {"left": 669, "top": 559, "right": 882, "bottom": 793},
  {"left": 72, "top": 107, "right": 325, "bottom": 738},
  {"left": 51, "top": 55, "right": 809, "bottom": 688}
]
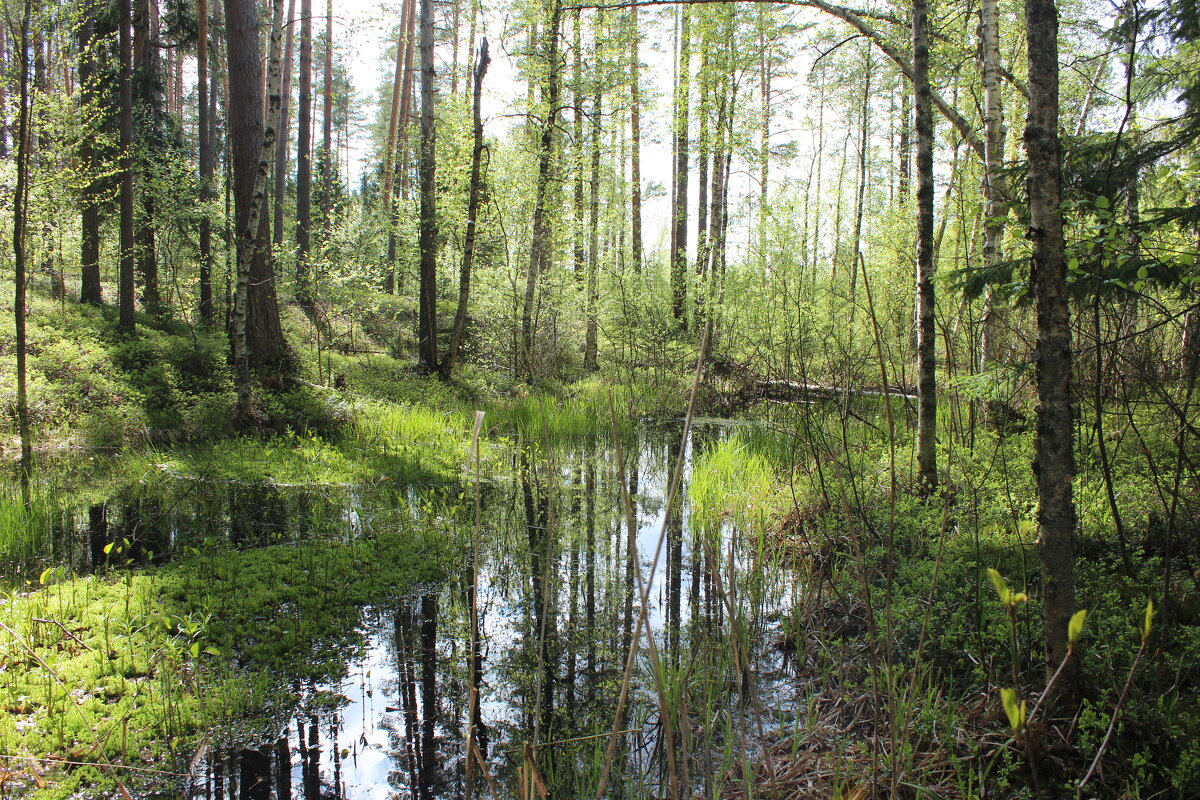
[{"left": 0, "top": 0, "right": 1198, "bottom": 794}]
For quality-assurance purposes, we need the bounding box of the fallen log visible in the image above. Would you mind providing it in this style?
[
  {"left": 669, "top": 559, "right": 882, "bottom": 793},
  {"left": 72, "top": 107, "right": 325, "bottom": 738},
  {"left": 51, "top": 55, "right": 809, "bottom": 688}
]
[{"left": 706, "top": 356, "right": 918, "bottom": 413}]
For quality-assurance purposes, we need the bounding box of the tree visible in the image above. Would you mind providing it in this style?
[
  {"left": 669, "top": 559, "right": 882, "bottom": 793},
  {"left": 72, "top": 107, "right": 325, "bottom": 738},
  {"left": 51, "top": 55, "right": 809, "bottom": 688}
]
[
  {"left": 78, "top": 5, "right": 102, "bottom": 305},
  {"left": 416, "top": 0, "right": 438, "bottom": 371},
  {"left": 380, "top": 0, "right": 411, "bottom": 293},
  {"left": 913, "top": 0, "right": 937, "bottom": 492},
  {"left": 119, "top": 0, "right": 136, "bottom": 333},
  {"left": 273, "top": 0, "right": 296, "bottom": 247},
  {"left": 197, "top": 0, "right": 214, "bottom": 322},
  {"left": 228, "top": 0, "right": 288, "bottom": 399},
  {"left": 521, "top": 0, "right": 564, "bottom": 380},
  {"left": 978, "top": 0, "right": 1008, "bottom": 380},
  {"left": 133, "top": 0, "right": 162, "bottom": 315},
  {"left": 296, "top": 0, "right": 314, "bottom": 309},
  {"left": 320, "top": 0, "right": 334, "bottom": 236},
  {"left": 13, "top": 0, "right": 33, "bottom": 466},
  {"left": 669, "top": 6, "right": 690, "bottom": 325},
  {"left": 628, "top": 5, "right": 642, "bottom": 274},
  {"left": 584, "top": 10, "right": 603, "bottom": 369},
  {"left": 442, "top": 38, "right": 490, "bottom": 377},
  {"left": 1026, "top": 0, "right": 1076, "bottom": 674}
]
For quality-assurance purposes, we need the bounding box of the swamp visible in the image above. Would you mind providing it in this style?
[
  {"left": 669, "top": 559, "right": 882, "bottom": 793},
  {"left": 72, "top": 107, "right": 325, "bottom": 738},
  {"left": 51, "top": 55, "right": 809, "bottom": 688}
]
[{"left": 2, "top": 0, "right": 1200, "bottom": 795}]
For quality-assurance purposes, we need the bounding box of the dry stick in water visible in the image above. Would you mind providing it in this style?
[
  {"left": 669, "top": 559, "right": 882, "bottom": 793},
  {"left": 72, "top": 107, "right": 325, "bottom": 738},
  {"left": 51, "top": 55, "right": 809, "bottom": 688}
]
[{"left": 595, "top": 312, "right": 711, "bottom": 800}]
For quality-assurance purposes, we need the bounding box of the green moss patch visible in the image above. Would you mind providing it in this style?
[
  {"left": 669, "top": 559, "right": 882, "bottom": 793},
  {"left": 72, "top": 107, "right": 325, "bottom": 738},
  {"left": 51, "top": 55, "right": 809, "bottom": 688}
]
[{"left": 0, "top": 525, "right": 449, "bottom": 798}]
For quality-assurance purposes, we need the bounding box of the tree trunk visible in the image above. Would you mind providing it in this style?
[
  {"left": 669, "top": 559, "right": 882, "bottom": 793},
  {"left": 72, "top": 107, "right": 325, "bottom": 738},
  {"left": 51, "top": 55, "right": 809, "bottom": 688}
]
[
  {"left": 979, "top": 0, "right": 1008, "bottom": 389},
  {"left": 757, "top": 8, "right": 771, "bottom": 244},
  {"left": 442, "top": 38, "right": 489, "bottom": 377},
  {"left": 0, "top": 28, "right": 8, "bottom": 159},
  {"left": 321, "top": 0, "right": 334, "bottom": 236},
  {"left": 628, "top": 5, "right": 642, "bottom": 274},
  {"left": 520, "top": 0, "right": 563, "bottom": 380},
  {"left": 1026, "top": 0, "right": 1076, "bottom": 675},
  {"left": 134, "top": 0, "right": 161, "bottom": 315},
  {"left": 119, "top": 0, "right": 136, "bottom": 333},
  {"left": 669, "top": 6, "right": 689, "bottom": 324},
  {"left": 416, "top": 0, "right": 438, "bottom": 371},
  {"left": 572, "top": 15, "right": 585, "bottom": 281},
  {"left": 695, "top": 36, "right": 709, "bottom": 309},
  {"left": 849, "top": 44, "right": 872, "bottom": 306},
  {"left": 898, "top": 87, "right": 910, "bottom": 198},
  {"left": 913, "top": 0, "right": 938, "bottom": 492},
  {"left": 13, "top": 0, "right": 33, "bottom": 466},
  {"left": 397, "top": 0, "right": 417, "bottom": 197},
  {"left": 272, "top": 0, "right": 295, "bottom": 247},
  {"left": 584, "top": 13, "right": 602, "bottom": 370},
  {"left": 229, "top": 0, "right": 287, "bottom": 406},
  {"left": 198, "top": 0, "right": 213, "bottom": 322},
  {"left": 381, "top": 1, "right": 408, "bottom": 293},
  {"left": 79, "top": 12, "right": 102, "bottom": 305},
  {"left": 295, "top": 0, "right": 313, "bottom": 308}
]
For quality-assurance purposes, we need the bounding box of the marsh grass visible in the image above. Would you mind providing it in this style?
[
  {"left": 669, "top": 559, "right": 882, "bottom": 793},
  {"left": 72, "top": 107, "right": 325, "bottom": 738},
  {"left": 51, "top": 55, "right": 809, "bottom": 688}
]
[{"left": 0, "top": 484, "right": 56, "bottom": 581}]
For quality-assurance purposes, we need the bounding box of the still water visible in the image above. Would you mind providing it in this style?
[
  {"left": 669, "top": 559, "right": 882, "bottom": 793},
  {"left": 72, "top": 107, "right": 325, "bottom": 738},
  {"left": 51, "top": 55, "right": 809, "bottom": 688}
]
[{"left": 12, "top": 425, "right": 802, "bottom": 799}]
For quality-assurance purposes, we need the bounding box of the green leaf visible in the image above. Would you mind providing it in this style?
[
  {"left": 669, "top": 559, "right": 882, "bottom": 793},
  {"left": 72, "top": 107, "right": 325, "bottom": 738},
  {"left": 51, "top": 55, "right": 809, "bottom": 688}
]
[
  {"left": 1095, "top": 195, "right": 1110, "bottom": 209},
  {"left": 1143, "top": 599, "right": 1154, "bottom": 642},
  {"left": 1000, "top": 688, "right": 1026, "bottom": 736},
  {"left": 1068, "top": 609, "right": 1087, "bottom": 648},
  {"left": 204, "top": 646, "right": 222, "bottom": 657},
  {"left": 987, "top": 568, "right": 1011, "bottom": 605},
  {"left": 1137, "top": 265, "right": 1149, "bottom": 280},
  {"left": 38, "top": 566, "right": 57, "bottom": 586},
  {"left": 1068, "top": 257, "right": 1081, "bottom": 272},
  {"left": 103, "top": 542, "right": 115, "bottom": 555}
]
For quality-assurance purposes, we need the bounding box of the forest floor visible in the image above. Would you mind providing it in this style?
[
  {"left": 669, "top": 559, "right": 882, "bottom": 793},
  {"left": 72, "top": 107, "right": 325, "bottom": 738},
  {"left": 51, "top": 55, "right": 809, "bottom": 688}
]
[{"left": 2, "top": 294, "right": 1199, "bottom": 799}]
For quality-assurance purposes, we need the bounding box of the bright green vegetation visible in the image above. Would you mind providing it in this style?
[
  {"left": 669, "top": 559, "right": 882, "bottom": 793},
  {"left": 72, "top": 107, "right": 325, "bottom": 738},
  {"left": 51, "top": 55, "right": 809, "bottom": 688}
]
[
  {"left": 0, "top": 523, "right": 448, "bottom": 798},
  {"left": 2, "top": 0, "right": 1199, "bottom": 791}
]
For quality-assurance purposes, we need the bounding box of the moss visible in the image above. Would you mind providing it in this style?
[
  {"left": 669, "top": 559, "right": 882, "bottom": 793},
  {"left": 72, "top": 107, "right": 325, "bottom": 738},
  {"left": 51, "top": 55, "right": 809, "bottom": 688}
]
[{"left": 0, "top": 523, "right": 449, "bottom": 797}]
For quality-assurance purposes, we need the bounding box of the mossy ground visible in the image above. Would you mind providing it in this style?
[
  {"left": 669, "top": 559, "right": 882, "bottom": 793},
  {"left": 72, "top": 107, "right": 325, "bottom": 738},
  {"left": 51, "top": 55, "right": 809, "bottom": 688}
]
[{"left": 0, "top": 523, "right": 449, "bottom": 798}]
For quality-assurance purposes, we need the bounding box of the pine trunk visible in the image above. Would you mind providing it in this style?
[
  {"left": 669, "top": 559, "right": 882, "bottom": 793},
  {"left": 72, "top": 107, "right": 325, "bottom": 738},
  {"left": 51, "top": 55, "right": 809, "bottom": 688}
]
[
  {"left": 416, "top": 0, "right": 438, "bottom": 371},
  {"left": 295, "top": 0, "right": 313, "bottom": 308},
  {"left": 229, "top": 0, "right": 287, "bottom": 401},
  {"left": 321, "top": 0, "right": 333, "bottom": 235},
  {"left": 272, "top": 0, "right": 295, "bottom": 247},
  {"left": 197, "top": 0, "right": 213, "bottom": 322}
]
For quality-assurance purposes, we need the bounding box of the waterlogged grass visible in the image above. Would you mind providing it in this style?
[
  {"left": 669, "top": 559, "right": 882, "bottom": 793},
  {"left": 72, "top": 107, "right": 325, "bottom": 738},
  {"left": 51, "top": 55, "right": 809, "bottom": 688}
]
[
  {"left": 118, "top": 399, "right": 496, "bottom": 488},
  {"left": 0, "top": 484, "right": 57, "bottom": 581},
  {"left": 0, "top": 524, "right": 449, "bottom": 798},
  {"left": 690, "top": 433, "right": 780, "bottom": 531}
]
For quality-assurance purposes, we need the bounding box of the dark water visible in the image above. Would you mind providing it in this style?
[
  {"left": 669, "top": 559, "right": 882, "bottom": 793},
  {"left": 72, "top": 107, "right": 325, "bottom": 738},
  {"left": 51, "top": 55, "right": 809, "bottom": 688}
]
[{"left": 12, "top": 426, "right": 800, "bottom": 799}]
